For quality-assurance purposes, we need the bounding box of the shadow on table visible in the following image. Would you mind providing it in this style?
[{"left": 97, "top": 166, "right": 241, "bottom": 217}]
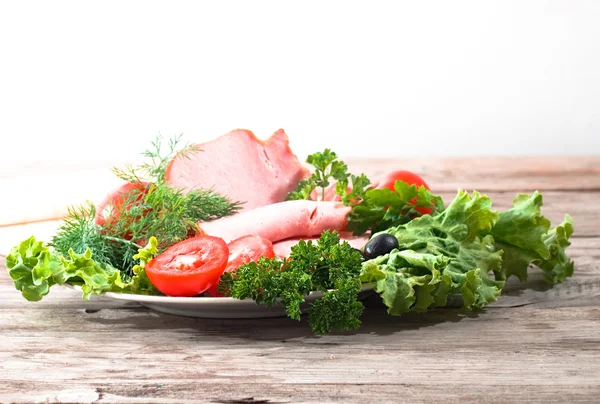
[
  {"left": 83, "top": 271, "right": 588, "bottom": 343},
  {"left": 79, "top": 272, "right": 580, "bottom": 345},
  {"left": 84, "top": 292, "right": 482, "bottom": 343},
  {"left": 502, "top": 270, "right": 554, "bottom": 294},
  {"left": 82, "top": 268, "right": 570, "bottom": 343}
]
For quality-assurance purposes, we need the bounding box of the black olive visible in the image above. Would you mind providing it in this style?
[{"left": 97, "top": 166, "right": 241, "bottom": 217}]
[{"left": 363, "top": 234, "right": 399, "bottom": 259}]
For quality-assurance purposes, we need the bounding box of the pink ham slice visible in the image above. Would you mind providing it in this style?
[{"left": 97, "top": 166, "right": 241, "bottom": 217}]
[
  {"left": 272, "top": 232, "right": 369, "bottom": 258},
  {"left": 196, "top": 200, "right": 351, "bottom": 243},
  {"left": 165, "top": 129, "right": 309, "bottom": 211}
]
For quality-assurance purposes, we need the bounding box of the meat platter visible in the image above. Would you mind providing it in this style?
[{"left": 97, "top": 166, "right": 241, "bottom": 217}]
[{"left": 5, "top": 129, "right": 576, "bottom": 334}]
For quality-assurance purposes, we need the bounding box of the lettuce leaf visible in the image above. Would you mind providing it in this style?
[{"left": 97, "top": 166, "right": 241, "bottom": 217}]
[
  {"left": 491, "top": 192, "right": 574, "bottom": 284},
  {"left": 363, "top": 190, "right": 574, "bottom": 315},
  {"left": 124, "top": 236, "right": 162, "bottom": 295},
  {"left": 347, "top": 181, "right": 445, "bottom": 235},
  {"left": 5, "top": 236, "right": 160, "bottom": 301},
  {"left": 6, "top": 237, "right": 64, "bottom": 301}
]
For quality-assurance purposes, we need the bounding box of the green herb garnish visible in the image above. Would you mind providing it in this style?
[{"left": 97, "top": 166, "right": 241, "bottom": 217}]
[
  {"left": 50, "top": 135, "right": 242, "bottom": 275},
  {"left": 346, "top": 181, "right": 445, "bottom": 235},
  {"left": 50, "top": 204, "right": 142, "bottom": 272},
  {"left": 286, "top": 149, "right": 442, "bottom": 234},
  {"left": 218, "top": 230, "right": 365, "bottom": 335},
  {"left": 286, "top": 149, "right": 369, "bottom": 202}
]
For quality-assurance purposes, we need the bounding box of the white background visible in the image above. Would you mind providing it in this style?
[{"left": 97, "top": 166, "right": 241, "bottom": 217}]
[{"left": 1, "top": 0, "right": 599, "bottom": 165}]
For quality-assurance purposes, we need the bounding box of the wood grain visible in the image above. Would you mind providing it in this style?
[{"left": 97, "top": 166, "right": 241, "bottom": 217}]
[
  {"left": 1, "top": 157, "right": 600, "bottom": 404},
  {"left": 346, "top": 156, "right": 600, "bottom": 192},
  {"left": 2, "top": 156, "right": 599, "bottom": 226},
  {"left": 1, "top": 306, "right": 600, "bottom": 404},
  {"left": 1, "top": 237, "right": 599, "bottom": 403},
  {"left": 437, "top": 191, "right": 599, "bottom": 237},
  {"left": 0, "top": 190, "right": 596, "bottom": 257}
]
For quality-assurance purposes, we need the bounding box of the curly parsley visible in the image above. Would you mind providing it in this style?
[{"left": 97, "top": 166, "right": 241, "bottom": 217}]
[
  {"left": 286, "top": 148, "right": 443, "bottom": 235},
  {"left": 286, "top": 149, "right": 370, "bottom": 202},
  {"left": 218, "top": 230, "right": 365, "bottom": 335}
]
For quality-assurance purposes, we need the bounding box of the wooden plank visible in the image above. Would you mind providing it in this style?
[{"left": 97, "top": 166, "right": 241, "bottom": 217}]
[
  {"left": 1, "top": 306, "right": 599, "bottom": 403},
  {"left": 1, "top": 157, "right": 599, "bottom": 226},
  {"left": 1, "top": 238, "right": 600, "bottom": 404},
  {"left": 1, "top": 170, "right": 598, "bottom": 404},
  {"left": 2, "top": 382, "right": 600, "bottom": 404},
  {"left": 4, "top": 156, "right": 599, "bottom": 187},
  {"left": 437, "top": 190, "right": 599, "bottom": 237},
  {"left": 2, "top": 378, "right": 600, "bottom": 404},
  {"left": 0, "top": 189, "right": 596, "bottom": 258},
  {"left": 346, "top": 156, "right": 600, "bottom": 192}
]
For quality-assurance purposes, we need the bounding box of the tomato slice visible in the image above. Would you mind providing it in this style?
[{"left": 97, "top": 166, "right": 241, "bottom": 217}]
[
  {"left": 146, "top": 236, "right": 229, "bottom": 297},
  {"left": 95, "top": 181, "right": 150, "bottom": 228},
  {"left": 206, "top": 235, "right": 275, "bottom": 297},
  {"left": 376, "top": 170, "right": 433, "bottom": 215}
]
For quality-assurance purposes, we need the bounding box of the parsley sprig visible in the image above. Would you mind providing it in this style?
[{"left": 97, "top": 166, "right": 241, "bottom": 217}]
[
  {"left": 286, "top": 149, "right": 443, "bottom": 235},
  {"left": 218, "top": 231, "right": 365, "bottom": 335},
  {"left": 286, "top": 149, "right": 369, "bottom": 202}
]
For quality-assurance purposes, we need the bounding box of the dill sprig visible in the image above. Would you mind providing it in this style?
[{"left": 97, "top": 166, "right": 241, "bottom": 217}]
[
  {"left": 50, "top": 135, "right": 242, "bottom": 275},
  {"left": 50, "top": 204, "right": 142, "bottom": 274},
  {"left": 103, "top": 183, "right": 241, "bottom": 250},
  {"left": 112, "top": 134, "right": 199, "bottom": 184},
  {"left": 106, "top": 135, "right": 242, "bottom": 251}
]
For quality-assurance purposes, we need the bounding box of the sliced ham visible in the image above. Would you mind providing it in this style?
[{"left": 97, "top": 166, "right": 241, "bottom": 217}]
[
  {"left": 272, "top": 232, "right": 370, "bottom": 258},
  {"left": 196, "top": 200, "right": 351, "bottom": 243},
  {"left": 165, "top": 129, "right": 309, "bottom": 211}
]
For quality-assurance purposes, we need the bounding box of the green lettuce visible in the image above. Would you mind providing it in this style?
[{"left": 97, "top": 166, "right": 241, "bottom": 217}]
[
  {"left": 491, "top": 192, "right": 574, "bottom": 284},
  {"left": 5, "top": 236, "right": 160, "bottom": 301},
  {"left": 363, "top": 190, "right": 574, "bottom": 315},
  {"left": 347, "top": 180, "right": 445, "bottom": 235},
  {"left": 124, "top": 236, "right": 162, "bottom": 295}
]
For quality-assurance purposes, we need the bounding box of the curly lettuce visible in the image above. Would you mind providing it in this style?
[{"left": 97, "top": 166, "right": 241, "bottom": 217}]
[
  {"left": 363, "top": 190, "right": 575, "bottom": 315},
  {"left": 5, "top": 236, "right": 160, "bottom": 301},
  {"left": 347, "top": 180, "right": 445, "bottom": 235},
  {"left": 490, "top": 192, "right": 574, "bottom": 284}
]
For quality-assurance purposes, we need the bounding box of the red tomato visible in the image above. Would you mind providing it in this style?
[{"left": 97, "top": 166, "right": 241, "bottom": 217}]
[
  {"left": 146, "top": 236, "right": 229, "bottom": 297},
  {"left": 206, "top": 235, "right": 275, "bottom": 297},
  {"left": 95, "top": 181, "right": 150, "bottom": 228},
  {"left": 376, "top": 170, "right": 433, "bottom": 215}
]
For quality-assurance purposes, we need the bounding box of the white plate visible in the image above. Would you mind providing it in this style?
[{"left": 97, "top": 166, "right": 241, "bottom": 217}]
[{"left": 68, "top": 284, "right": 375, "bottom": 319}]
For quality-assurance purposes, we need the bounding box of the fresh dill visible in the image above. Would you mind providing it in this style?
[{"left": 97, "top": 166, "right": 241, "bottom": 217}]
[
  {"left": 50, "top": 204, "right": 142, "bottom": 274},
  {"left": 50, "top": 135, "right": 242, "bottom": 275},
  {"left": 112, "top": 134, "right": 200, "bottom": 184},
  {"left": 103, "top": 183, "right": 241, "bottom": 250}
]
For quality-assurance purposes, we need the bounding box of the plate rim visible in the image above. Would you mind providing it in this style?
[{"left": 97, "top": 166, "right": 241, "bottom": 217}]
[{"left": 64, "top": 283, "right": 375, "bottom": 304}]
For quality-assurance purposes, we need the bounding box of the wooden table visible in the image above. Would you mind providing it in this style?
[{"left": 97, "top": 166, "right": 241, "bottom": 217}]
[{"left": 1, "top": 157, "right": 600, "bottom": 404}]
